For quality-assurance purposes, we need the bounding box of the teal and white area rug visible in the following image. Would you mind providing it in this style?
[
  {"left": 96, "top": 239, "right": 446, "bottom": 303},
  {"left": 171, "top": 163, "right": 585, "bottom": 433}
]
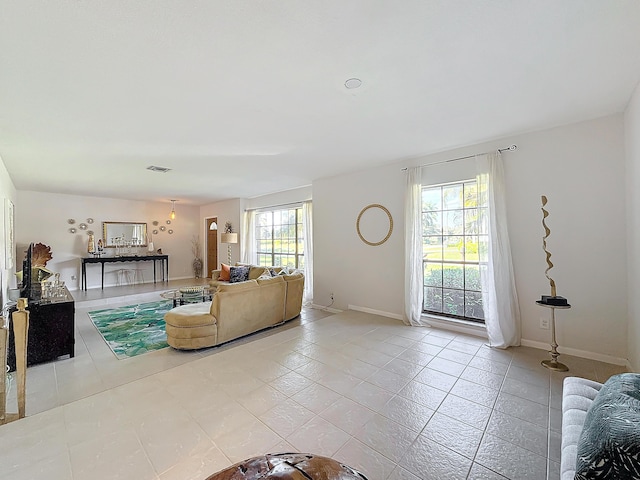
[{"left": 88, "top": 300, "right": 173, "bottom": 359}]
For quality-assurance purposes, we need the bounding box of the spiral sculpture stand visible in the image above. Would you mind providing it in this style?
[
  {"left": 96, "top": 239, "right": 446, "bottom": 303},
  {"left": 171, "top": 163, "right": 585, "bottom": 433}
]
[
  {"left": 541, "top": 195, "right": 557, "bottom": 297},
  {"left": 538, "top": 196, "right": 570, "bottom": 371}
]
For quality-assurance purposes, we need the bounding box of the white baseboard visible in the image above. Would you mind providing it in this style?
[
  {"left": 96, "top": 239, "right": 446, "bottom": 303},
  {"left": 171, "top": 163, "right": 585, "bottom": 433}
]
[
  {"left": 310, "top": 304, "right": 342, "bottom": 314},
  {"left": 347, "top": 305, "right": 404, "bottom": 321},
  {"left": 520, "top": 338, "right": 630, "bottom": 367}
]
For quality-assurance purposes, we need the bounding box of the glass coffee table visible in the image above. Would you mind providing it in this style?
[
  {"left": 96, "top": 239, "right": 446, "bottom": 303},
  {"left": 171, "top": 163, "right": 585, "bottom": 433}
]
[{"left": 160, "top": 286, "right": 212, "bottom": 307}]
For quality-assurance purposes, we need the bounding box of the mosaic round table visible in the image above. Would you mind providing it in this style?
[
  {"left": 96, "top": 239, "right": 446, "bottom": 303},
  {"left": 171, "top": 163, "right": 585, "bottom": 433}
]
[{"left": 205, "top": 453, "right": 369, "bottom": 480}]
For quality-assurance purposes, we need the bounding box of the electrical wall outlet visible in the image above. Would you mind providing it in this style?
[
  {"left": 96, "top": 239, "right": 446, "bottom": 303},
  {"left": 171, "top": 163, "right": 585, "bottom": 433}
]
[
  {"left": 71, "top": 275, "right": 76, "bottom": 281},
  {"left": 540, "top": 317, "right": 550, "bottom": 330}
]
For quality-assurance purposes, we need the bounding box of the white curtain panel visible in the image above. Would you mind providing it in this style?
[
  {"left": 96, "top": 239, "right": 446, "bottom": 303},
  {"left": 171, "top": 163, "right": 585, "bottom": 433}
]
[
  {"left": 476, "top": 152, "right": 521, "bottom": 348},
  {"left": 241, "top": 210, "right": 256, "bottom": 265},
  {"left": 404, "top": 166, "right": 427, "bottom": 326},
  {"left": 302, "top": 201, "right": 314, "bottom": 305}
]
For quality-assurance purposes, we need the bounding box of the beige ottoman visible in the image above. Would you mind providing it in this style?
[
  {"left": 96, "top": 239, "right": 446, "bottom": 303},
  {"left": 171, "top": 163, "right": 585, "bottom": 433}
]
[{"left": 163, "top": 301, "right": 218, "bottom": 350}]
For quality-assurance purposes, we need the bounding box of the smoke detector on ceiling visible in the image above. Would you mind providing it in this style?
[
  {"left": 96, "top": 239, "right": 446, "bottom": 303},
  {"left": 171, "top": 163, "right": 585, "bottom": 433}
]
[
  {"left": 344, "top": 78, "right": 362, "bottom": 89},
  {"left": 147, "top": 165, "right": 172, "bottom": 173}
]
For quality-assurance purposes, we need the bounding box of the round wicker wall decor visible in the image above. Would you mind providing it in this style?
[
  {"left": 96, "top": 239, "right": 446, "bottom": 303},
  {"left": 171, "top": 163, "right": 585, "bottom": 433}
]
[{"left": 356, "top": 204, "right": 393, "bottom": 246}]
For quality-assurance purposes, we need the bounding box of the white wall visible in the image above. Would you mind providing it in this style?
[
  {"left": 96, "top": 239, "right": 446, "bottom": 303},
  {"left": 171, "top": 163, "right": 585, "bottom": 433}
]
[
  {"left": 16, "top": 191, "right": 200, "bottom": 290},
  {"left": 625, "top": 81, "right": 640, "bottom": 372},
  {"left": 0, "top": 155, "right": 17, "bottom": 304},
  {"left": 314, "top": 114, "right": 629, "bottom": 363},
  {"left": 501, "top": 116, "right": 627, "bottom": 363},
  {"left": 314, "top": 164, "right": 406, "bottom": 317}
]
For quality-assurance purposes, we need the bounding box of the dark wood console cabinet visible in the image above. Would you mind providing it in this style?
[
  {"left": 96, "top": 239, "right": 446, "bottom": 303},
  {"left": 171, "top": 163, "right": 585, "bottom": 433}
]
[{"left": 7, "top": 286, "right": 75, "bottom": 371}]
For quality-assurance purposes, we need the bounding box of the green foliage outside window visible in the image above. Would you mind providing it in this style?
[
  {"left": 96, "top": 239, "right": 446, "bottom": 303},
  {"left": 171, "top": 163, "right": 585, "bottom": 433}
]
[
  {"left": 255, "top": 207, "right": 304, "bottom": 269},
  {"left": 422, "top": 181, "right": 486, "bottom": 323}
]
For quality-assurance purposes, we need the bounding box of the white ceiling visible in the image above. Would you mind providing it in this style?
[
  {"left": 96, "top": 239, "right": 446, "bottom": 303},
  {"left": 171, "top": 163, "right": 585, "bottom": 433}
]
[{"left": 1, "top": 1, "right": 640, "bottom": 206}]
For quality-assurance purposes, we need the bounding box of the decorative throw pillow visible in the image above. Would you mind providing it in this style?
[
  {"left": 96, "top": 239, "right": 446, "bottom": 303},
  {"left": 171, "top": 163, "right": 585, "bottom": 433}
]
[
  {"left": 575, "top": 373, "right": 640, "bottom": 480},
  {"left": 219, "top": 263, "right": 231, "bottom": 281},
  {"left": 248, "top": 266, "right": 266, "bottom": 280},
  {"left": 278, "top": 267, "right": 290, "bottom": 276},
  {"left": 268, "top": 268, "right": 278, "bottom": 277},
  {"left": 229, "top": 265, "right": 250, "bottom": 283}
]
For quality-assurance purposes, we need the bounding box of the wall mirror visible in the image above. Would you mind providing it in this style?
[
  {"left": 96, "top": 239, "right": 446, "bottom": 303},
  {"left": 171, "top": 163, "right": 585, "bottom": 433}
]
[{"left": 102, "top": 222, "right": 148, "bottom": 247}]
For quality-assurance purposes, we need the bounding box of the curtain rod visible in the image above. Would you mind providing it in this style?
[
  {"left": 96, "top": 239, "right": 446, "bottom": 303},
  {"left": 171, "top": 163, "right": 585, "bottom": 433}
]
[
  {"left": 245, "top": 200, "right": 309, "bottom": 212},
  {"left": 401, "top": 144, "right": 517, "bottom": 171}
]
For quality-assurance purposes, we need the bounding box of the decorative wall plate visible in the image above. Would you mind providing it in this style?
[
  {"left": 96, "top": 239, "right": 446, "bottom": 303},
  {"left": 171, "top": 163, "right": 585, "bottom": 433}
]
[
  {"left": 152, "top": 221, "right": 159, "bottom": 226},
  {"left": 168, "top": 229, "right": 173, "bottom": 234},
  {"left": 79, "top": 223, "right": 88, "bottom": 230},
  {"left": 153, "top": 229, "right": 158, "bottom": 235},
  {"left": 160, "top": 226, "right": 166, "bottom": 232},
  {"left": 68, "top": 219, "right": 75, "bottom": 224},
  {"left": 87, "top": 218, "right": 94, "bottom": 224},
  {"left": 69, "top": 227, "right": 77, "bottom": 234},
  {"left": 166, "top": 220, "right": 171, "bottom": 224}
]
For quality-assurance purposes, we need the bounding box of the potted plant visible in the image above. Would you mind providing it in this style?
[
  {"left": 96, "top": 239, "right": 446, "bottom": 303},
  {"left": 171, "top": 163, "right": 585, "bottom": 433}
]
[{"left": 191, "top": 235, "right": 203, "bottom": 278}]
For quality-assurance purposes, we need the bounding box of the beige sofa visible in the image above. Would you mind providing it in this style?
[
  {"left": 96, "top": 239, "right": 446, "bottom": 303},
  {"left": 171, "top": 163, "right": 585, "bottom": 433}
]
[
  {"left": 164, "top": 272, "right": 304, "bottom": 350},
  {"left": 210, "top": 265, "right": 304, "bottom": 322}
]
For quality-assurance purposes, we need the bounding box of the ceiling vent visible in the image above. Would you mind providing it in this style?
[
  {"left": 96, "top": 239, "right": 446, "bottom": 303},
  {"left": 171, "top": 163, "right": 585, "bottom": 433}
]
[{"left": 146, "top": 165, "right": 172, "bottom": 173}]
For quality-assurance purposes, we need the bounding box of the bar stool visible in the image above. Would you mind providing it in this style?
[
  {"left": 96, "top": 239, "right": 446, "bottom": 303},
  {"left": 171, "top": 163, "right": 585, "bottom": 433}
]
[
  {"left": 115, "top": 269, "right": 133, "bottom": 286},
  {"left": 131, "top": 269, "right": 145, "bottom": 284}
]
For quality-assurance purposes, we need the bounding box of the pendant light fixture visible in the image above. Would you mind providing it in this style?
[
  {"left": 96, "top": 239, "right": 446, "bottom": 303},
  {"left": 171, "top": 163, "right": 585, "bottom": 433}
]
[{"left": 169, "top": 199, "right": 177, "bottom": 220}]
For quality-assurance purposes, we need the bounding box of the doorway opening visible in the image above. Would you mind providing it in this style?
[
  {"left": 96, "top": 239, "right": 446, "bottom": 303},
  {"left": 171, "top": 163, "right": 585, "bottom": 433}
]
[{"left": 206, "top": 217, "right": 218, "bottom": 278}]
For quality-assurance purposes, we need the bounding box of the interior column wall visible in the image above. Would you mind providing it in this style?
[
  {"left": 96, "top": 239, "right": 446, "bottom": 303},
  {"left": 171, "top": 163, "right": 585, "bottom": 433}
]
[
  {"left": 625, "top": 81, "right": 640, "bottom": 372},
  {"left": 0, "top": 154, "right": 17, "bottom": 303}
]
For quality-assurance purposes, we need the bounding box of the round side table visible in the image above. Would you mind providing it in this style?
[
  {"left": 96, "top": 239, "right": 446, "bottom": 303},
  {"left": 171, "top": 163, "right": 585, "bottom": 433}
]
[{"left": 536, "top": 301, "right": 571, "bottom": 372}]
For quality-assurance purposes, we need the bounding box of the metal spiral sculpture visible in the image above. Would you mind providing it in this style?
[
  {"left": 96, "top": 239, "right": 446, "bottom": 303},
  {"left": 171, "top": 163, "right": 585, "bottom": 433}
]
[{"left": 541, "top": 195, "right": 557, "bottom": 297}]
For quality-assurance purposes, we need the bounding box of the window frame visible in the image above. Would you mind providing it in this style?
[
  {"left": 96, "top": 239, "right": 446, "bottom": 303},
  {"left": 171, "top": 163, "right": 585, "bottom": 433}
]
[
  {"left": 254, "top": 205, "right": 304, "bottom": 269},
  {"left": 421, "top": 179, "right": 486, "bottom": 324}
]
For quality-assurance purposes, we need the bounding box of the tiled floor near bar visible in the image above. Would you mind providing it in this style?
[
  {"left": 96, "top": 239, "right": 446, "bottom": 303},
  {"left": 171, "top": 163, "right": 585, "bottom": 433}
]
[{"left": 0, "top": 282, "right": 627, "bottom": 480}]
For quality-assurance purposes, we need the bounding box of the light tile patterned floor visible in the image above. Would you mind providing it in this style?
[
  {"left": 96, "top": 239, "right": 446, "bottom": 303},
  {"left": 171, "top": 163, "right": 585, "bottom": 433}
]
[{"left": 0, "top": 284, "right": 628, "bottom": 480}]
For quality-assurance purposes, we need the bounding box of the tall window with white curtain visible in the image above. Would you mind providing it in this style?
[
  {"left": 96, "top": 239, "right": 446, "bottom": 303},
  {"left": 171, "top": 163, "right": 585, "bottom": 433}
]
[
  {"left": 254, "top": 206, "right": 304, "bottom": 269},
  {"left": 404, "top": 151, "right": 520, "bottom": 348},
  {"left": 243, "top": 202, "right": 313, "bottom": 305}
]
